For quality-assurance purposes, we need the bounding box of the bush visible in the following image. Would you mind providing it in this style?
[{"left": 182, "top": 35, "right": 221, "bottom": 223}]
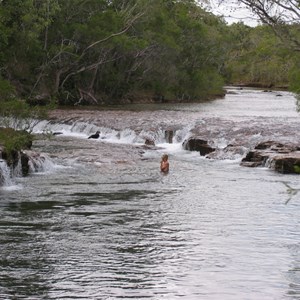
[
  {"left": 0, "top": 99, "right": 48, "bottom": 131},
  {"left": 0, "top": 127, "right": 33, "bottom": 165},
  {"left": 0, "top": 79, "right": 16, "bottom": 100}
]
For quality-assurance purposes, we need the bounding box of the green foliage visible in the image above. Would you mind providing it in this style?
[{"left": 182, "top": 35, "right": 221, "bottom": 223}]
[
  {"left": 0, "top": 127, "right": 33, "bottom": 164},
  {"left": 0, "top": 79, "right": 15, "bottom": 100},
  {"left": 0, "top": 99, "right": 48, "bottom": 131},
  {"left": 224, "top": 24, "right": 298, "bottom": 88},
  {"left": 0, "top": 0, "right": 228, "bottom": 104},
  {"left": 294, "top": 165, "right": 300, "bottom": 174},
  {"left": 1, "top": 0, "right": 300, "bottom": 104},
  {"left": 289, "top": 60, "right": 300, "bottom": 94}
]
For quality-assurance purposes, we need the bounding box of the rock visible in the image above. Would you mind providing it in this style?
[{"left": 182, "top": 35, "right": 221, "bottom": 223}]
[
  {"left": 20, "top": 151, "right": 30, "bottom": 176},
  {"left": 182, "top": 137, "right": 215, "bottom": 156},
  {"left": 254, "top": 141, "right": 297, "bottom": 151},
  {"left": 22, "top": 150, "right": 47, "bottom": 173},
  {"left": 1, "top": 149, "right": 19, "bottom": 168},
  {"left": 240, "top": 150, "right": 270, "bottom": 167},
  {"left": 145, "top": 139, "right": 155, "bottom": 146},
  {"left": 164, "top": 130, "right": 174, "bottom": 144},
  {"left": 0, "top": 169, "right": 4, "bottom": 186},
  {"left": 273, "top": 156, "right": 300, "bottom": 174},
  {"left": 241, "top": 140, "right": 300, "bottom": 173}
]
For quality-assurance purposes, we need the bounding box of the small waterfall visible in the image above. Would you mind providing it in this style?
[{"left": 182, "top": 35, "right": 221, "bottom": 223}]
[
  {"left": 0, "top": 152, "right": 55, "bottom": 188},
  {"left": 11, "top": 153, "right": 23, "bottom": 178},
  {"left": 165, "top": 130, "right": 174, "bottom": 143},
  {"left": 33, "top": 119, "right": 258, "bottom": 160},
  {"left": 0, "top": 160, "right": 13, "bottom": 187},
  {"left": 33, "top": 120, "right": 180, "bottom": 145},
  {"left": 24, "top": 151, "right": 55, "bottom": 174}
]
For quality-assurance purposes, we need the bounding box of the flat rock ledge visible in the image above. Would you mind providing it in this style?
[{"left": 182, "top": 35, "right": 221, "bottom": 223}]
[{"left": 241, "top": 141, "right": 300, "bottom": 174}]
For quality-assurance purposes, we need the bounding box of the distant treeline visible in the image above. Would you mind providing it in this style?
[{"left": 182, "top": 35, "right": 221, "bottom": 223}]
[{"left": 0, "top": 0, "right": 299, "bottom": 105}]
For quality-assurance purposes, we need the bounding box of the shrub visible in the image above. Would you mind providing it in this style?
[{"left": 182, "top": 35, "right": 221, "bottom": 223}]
[
  {"left": 0, "top": 99, "right": 48, "bottom": 132},
  {"left": 0, "top": 127, "right": 33, "bottom": 165}
]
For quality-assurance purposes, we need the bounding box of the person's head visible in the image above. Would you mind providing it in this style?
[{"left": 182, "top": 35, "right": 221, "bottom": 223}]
[{"left": 161, "top": 154, "right": 168, "bottom": 161}]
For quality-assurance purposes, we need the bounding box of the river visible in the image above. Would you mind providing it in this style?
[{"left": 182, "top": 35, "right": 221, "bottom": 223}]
[{"left": 0, "top": 87, "right": 299, "bottom": 299}]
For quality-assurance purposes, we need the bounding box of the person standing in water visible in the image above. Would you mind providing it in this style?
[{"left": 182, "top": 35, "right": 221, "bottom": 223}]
[{"left": 160, "top": 154, "right": 169, "bottom": 173}]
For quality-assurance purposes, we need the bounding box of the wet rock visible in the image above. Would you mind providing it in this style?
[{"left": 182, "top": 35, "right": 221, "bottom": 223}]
[
  {"left": 241, "top": 141, "right": 300, "bottom": 173},
  {"left": 22, "top": 150, "right": 47, "bottom": 173},
  {"left": 2, "top": 149, "right": 48, "bottom": 178},
  {"left": 164, "top": 129, "right": 174, "bottom": 144},
  {"left": 253, "top": 141, "right": 298, "bottom": 151},
  {"left": 272, "top": 156, "right": 300, "bottom": 174},
  {"left": 240, "top": 150, "right": 270, "bottom": 167},
  {"left": 0, "top": 169, "right": 4, "bottom": 186},
  {"left": 145, "top": 139, "right": 155, "bottom": 146},
  {"left": 1, "top": 149, "right": 19, "bottom": 169},
  {"left": 20, "top": 151, "right": 30, "bottom": 176},
  {"left": 182, "top": 137, "right": 215, "bottom": 156},
  {"left": 0, "top": 159, "right": 6, "bottom": 186}
]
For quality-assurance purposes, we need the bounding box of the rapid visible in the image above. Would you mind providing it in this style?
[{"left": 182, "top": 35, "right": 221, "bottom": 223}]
[{"left": 0, "top": 87, "right": 299, "bottom": 299}]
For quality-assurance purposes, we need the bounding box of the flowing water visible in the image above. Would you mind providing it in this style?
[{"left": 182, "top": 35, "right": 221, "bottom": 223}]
[{"left": 0, "top": 87, "right": 300, "bottom": 300}]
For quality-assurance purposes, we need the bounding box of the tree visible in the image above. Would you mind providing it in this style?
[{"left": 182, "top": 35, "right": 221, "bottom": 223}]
[
  {"left": 213, "top": 0, "right": 300, "bottom": 51},
  {"left": 0, "top": 0, "right": 228, "bottom": 105},
  {"left": 224, "top": 23, "right": 295, "bottom": 88}
]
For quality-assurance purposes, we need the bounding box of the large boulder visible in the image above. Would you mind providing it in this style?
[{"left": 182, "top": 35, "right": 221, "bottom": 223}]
[
  {"left": 272, "top": 156, "right": 300, "bottom": 174},
  {"left": 182, "top": 137, "right": 215, "bottom": 156}
]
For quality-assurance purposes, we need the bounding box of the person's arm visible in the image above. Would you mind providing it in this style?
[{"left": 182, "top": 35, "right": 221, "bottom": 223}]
[
  {"left": 161, "top": 161, "right": 169, "bottom": 172},
  {"left": 160, "top": 161, "right": 164, "bottom": 171}
]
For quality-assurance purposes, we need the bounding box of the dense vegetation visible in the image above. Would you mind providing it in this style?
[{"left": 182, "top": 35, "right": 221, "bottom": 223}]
[
  {"left": 224, "top": 23, "right": 300, "bottom": 90},
  {"left": 0, "top": 0, "right": 299, "bottom": 107},
  {"left": 0, "top": 0, "right": 228, "bottom": 105},
  {"left": 0, "top": 99, "right": 47, "bottom": 160}
]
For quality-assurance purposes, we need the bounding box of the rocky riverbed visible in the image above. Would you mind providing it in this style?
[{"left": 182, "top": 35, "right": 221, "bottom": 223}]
[{"left": 45, "top": 91, "right": 300, "bottom": 174}]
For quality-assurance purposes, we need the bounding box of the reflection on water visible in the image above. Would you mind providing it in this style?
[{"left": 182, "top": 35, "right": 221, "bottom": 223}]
[
  {"left": 1, "top": 156, "right": 300, "bottom": 299},
  {"left": 0, "top": 87, "right": 300, "bottom": 299}
]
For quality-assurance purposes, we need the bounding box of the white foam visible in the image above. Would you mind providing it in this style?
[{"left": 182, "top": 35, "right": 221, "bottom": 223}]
[
  {"left": 1, "top": 184, "right": 23, "bottom": 191},
  {"left": 0, "top": 160, "right": 13, "bottom": 187}
]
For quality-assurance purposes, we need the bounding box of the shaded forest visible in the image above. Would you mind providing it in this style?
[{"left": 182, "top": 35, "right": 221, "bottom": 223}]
[{"left": 0, "top": 0, "right": 299, "bottom": 106}]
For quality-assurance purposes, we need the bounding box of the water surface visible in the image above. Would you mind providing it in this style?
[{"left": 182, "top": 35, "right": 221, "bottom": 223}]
[{"left": 0, "top": 87, "right": 299, "bottom": 299}]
